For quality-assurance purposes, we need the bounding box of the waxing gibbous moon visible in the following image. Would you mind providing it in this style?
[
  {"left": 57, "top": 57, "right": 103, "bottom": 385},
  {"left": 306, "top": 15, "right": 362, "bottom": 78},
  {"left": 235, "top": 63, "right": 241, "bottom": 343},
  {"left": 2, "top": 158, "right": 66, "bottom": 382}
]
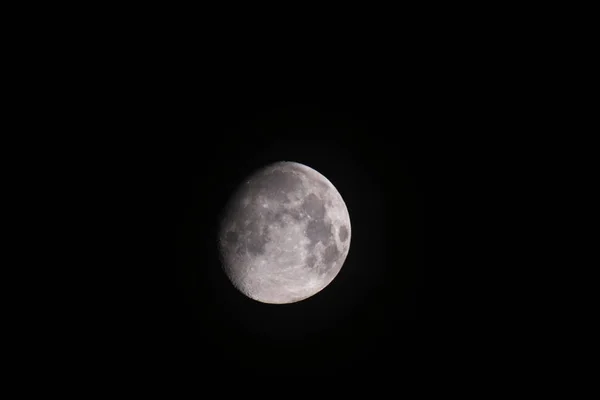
[{"left": 218, "top": 161, "right": 351, "bottom": 304}]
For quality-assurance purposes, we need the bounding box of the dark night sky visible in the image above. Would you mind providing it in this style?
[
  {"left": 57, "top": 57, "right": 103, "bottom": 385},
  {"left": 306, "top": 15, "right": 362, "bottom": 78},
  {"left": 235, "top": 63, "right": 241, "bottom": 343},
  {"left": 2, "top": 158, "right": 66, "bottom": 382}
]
[
  {"left": 19, "top": 13, "right": 554, "bottom": 392},
  {"left": 90, "top": 75, "right": 425, "bottom": 379},
  {"left": 33, "top": 17, "right": 538, "bottom": 387}
]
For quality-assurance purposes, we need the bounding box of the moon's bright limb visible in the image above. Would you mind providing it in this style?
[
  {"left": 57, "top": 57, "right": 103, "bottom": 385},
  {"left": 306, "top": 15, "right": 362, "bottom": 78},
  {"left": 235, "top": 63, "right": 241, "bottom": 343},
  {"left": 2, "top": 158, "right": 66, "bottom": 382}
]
[{"left": 218, "top": 161, "right": 351, "bottom": 304}]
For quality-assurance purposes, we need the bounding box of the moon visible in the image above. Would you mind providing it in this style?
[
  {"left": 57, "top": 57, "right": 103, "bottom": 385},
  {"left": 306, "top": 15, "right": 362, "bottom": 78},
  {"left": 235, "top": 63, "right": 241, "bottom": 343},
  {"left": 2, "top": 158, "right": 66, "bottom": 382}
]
[{"left": 218, "top": 161, "right": 351, "bottom": 304}]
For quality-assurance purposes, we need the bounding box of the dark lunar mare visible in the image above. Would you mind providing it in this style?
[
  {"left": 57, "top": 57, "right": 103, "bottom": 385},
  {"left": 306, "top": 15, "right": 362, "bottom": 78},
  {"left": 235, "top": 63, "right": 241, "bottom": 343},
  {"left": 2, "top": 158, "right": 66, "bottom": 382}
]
[
  {"left": 302, "top": 193, "right": 334, "bottom": 256},
  {"left": 299, "top": 191, "right": 341, "bottom": 275},
  {"left": 338, "top": 225, "right": 349, "bottom": 242}
]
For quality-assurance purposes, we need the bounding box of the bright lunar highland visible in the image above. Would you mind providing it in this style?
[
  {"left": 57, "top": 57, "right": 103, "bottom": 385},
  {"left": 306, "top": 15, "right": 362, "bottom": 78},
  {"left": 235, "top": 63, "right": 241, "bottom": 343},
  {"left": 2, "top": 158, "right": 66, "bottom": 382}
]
[{"left": 218, "top": 161, "right": 351, "bottom": 304}]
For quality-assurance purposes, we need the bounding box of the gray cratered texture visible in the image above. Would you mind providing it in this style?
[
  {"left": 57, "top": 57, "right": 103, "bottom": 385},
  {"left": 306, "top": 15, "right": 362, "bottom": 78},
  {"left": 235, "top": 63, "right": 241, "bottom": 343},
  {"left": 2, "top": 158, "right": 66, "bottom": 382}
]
[{"left": 218, "top": 161, "right": 351, "bottom": 304}]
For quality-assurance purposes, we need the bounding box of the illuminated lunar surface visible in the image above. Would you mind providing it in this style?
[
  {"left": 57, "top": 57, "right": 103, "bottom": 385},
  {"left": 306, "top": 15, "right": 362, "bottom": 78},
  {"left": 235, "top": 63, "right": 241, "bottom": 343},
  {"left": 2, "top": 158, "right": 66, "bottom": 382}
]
[{"left": 218, "top": 161, "right": 351, "bottom": 304}]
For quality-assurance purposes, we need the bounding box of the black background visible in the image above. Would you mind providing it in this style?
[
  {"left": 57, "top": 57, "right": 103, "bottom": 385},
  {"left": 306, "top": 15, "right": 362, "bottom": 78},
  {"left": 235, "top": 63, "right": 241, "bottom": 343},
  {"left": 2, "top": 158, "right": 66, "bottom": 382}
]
[
  {"left": 88, "top": 74, "right": 425, "bottom": 379},
  {"left": 25, "top": 13, "right": 549, "bottom": 388}
]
